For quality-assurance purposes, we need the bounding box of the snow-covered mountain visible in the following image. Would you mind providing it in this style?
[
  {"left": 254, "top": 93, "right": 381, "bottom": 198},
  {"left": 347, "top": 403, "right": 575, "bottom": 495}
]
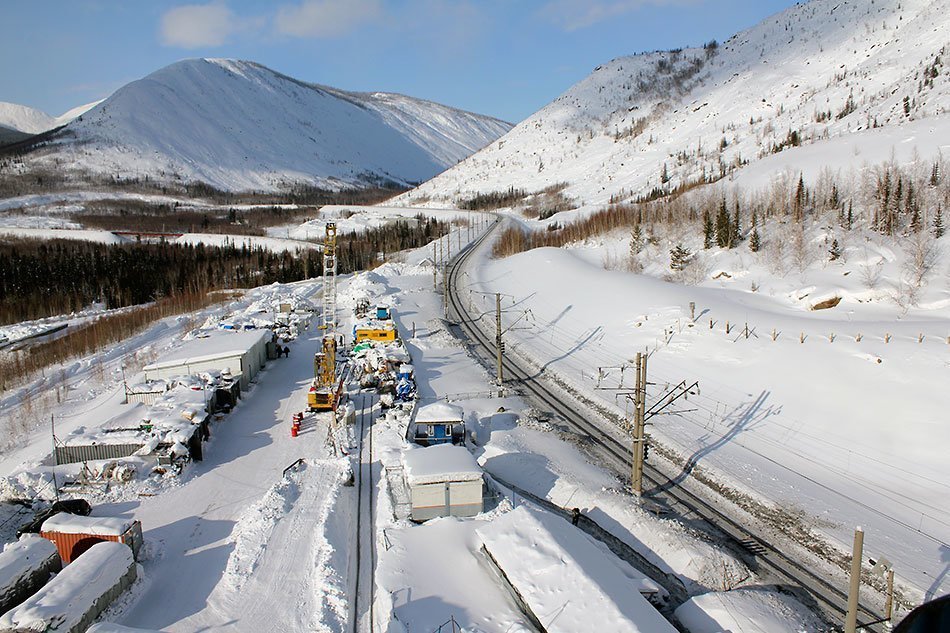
[
  {"left": 15, "top": 59, "right": 511, "bottom": 192},
  {"left": 0, "top": 100, "right": 100, "bottom": 136},
  {"left": 401, "top": 0, "right": 950, "bottom": 208}
]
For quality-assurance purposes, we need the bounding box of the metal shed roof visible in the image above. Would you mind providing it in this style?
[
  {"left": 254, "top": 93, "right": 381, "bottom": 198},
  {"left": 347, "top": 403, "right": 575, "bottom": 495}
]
[{"left": 143, "top": 330, "right": 270, "bottom": 371}]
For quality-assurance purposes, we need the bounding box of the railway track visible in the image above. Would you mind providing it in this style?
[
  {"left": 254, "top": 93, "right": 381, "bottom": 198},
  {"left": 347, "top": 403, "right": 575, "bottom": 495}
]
[
  {"left": 445, "top": 218, "right": 887, "bottom": 631},
  {"left": 353, "top": 391, "right": 377, "bottom": 633}
]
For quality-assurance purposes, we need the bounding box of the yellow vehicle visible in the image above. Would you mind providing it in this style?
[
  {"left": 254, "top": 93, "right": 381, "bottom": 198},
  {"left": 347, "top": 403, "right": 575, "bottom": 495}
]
[{"left": 308, "top": 335, "right": 339, "bottom": 411}]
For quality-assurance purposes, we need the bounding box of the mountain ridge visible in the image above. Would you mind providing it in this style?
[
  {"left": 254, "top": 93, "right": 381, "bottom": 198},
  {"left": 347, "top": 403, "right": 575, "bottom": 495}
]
[
  {"left": 8, "top": 58, "right": 511, "bottom": 193},
  {"left": 398, "top": 0, "right": 950, "bottom": 210}
]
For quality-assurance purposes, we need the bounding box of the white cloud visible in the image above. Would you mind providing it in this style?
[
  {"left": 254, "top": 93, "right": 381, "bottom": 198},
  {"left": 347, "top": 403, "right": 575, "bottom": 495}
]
[
  {"left": 274, "top": 0, "right": 382, "bottom": 38},
  {"left": 540, "top": 0, "right": 699, "bottom": 31},
  {"left": 160, "top": 2, "right": 238, "bottom": 48}
]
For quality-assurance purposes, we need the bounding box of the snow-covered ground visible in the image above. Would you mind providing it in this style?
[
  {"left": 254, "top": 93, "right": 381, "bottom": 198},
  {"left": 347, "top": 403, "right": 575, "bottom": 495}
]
[
  {"left": 272, "top": 204, "right": 474, "bottom": 240},
  {"left": 0, "top": 226, "right": 320, "bottom": 254},
  {"left": 354, "top": 229, "right": 818, "bottom": 631},
  {"left": 460, "top": 220, "right": 949, "bottom": 604},
  {"left": 0, "top": 219, "right": 865, "bottom": 631}
]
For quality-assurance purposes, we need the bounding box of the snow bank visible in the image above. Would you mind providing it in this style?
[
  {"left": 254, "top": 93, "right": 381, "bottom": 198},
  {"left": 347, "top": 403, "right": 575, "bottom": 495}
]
[
  {"left": 674, "top": 588, "right": 821, "bottom": 633},
  {"left": 403, "top": 444, "right": 482, "bottom": 485},
  {"left": 477, "top": 505, "right": 675, "bottom": 633}
]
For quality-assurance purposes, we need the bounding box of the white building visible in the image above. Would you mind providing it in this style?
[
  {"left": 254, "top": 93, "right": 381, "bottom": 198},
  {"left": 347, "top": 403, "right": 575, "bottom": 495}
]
[
  {"left": 143, "top": 330, "right": 270, "bottom": 390},
  {"left": 402, "top": 444, "right": 483, "bottom": 522}
]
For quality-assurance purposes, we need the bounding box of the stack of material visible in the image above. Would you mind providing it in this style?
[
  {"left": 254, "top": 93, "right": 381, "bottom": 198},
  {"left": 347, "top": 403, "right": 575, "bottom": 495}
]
[
  {"left": 0, "top": 541, "right": 137, "bottom": 633},
  {"left": 476, "top": 506, "right": 673, "bottom": 633},
  {"left": 0, "top": 535, "right": 62, "bottom": 615}
]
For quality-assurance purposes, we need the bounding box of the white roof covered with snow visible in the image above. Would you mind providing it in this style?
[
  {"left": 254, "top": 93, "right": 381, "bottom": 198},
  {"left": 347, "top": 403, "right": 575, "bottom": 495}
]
[
  {"left": 402, "top": 444, "right": 482, "bottom": 486},
  {"left": 144, "top": 329, "right": 269, "bottom": 371},
  {"left": 0, "top": 541, "right": 133, "bottom": 631},
  {"left": 66, "top": 384, "right": 207, "bottom": 448},
  {"left": 415, "top": 402, "right": 464, "bottom": 423},
  {"left": 477, "top": 506, "right": 675, "bottom": 633},
  {"left": 354, "top": 318, "right": 395, "bottom": 331},
  {"left": 41, "top": 514, "right": 135, "bottom": 536},
  {"left": 0, "top": 535, "right": 59, "bottom": 591}
]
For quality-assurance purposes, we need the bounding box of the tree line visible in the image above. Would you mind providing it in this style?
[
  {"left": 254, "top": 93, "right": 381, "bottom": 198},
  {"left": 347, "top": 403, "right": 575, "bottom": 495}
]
[{"left": 0, "top": 214, "right": 448, "bottom": 325}]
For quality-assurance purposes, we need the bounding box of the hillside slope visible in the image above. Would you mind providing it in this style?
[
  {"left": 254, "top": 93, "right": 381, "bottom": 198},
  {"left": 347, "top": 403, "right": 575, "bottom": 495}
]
[
  {"left": 0, "top": 100, "right": 100, "bottom": 135},
  {"left": 400, "top": 0, "right": 950, "bottom": 208},
  {"left": 12, "top": 59, "right": 511, "bottom": 193}
]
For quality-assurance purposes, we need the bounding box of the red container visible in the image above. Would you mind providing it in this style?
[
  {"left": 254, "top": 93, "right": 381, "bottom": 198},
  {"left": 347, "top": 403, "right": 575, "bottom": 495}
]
[{"left": 41, "top": 518, "right": 143, "bottom": 564}]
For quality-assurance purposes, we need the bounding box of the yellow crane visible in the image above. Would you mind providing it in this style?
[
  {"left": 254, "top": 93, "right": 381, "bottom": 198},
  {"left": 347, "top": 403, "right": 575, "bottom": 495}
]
[{"left": 308, "top": 222, "right": 341, "bottom": 411}]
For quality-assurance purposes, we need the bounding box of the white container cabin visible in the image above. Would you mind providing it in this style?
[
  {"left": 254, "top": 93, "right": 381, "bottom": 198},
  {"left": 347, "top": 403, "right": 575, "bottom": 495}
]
[{"left": 402, "top": 444, "right": 483, "bottom": 522}]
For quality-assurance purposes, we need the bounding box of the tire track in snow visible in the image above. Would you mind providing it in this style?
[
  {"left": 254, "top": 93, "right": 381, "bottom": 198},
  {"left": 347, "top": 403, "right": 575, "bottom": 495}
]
[{"left": 214, "top": 457, "right": 351, "bottom": 631}]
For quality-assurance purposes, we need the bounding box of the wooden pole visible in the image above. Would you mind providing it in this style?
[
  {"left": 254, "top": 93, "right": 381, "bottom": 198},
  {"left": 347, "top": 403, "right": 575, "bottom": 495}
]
[{"left": 845, "top": 526, "right": 864, "bottom": 633}]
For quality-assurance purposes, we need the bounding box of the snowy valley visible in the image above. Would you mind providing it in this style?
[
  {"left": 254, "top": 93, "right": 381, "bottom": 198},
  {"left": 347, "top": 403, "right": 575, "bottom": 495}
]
[{"left": 0, "top": 0, "right": 948, "bottom": 632}]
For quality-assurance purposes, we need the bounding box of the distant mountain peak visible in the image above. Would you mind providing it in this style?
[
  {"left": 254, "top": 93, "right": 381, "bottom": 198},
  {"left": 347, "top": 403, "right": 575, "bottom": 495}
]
[{"left": 14, "top": 59, "right": 511, "bottom": 193}]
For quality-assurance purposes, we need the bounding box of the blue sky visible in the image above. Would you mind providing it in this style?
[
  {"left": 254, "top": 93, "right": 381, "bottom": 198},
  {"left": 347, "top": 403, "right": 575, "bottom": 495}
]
[{"left": 2, "top": 0, "right": 798, "bottom": 123}]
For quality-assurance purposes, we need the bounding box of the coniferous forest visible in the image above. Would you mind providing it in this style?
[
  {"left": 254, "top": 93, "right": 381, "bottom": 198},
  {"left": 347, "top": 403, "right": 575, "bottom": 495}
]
[{"left": 0, "top": 215, "right": 447, "bottom": 325}]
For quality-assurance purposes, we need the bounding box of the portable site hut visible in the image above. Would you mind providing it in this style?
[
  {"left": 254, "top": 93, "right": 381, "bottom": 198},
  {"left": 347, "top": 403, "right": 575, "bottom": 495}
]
[
  {"left": 143, "top": 329, "right": 269, "bottom": 390},
  {"left": 0, "top": 535, "right": 62, "bottom": 616},
  {"left": 0, "top": 541, "right": 136, "bottom": 633},
  {"left": 353, "top": 318, "right": 397, "bottom": 343},
  {"left": 411, "top": 402, "right": 465, "bottom": 446},
  {"left": 40, "top": 514, "right": 143, "bottom": 564},
  {"left": 402, "top": 444, "right": 483, "bottom": 521}
]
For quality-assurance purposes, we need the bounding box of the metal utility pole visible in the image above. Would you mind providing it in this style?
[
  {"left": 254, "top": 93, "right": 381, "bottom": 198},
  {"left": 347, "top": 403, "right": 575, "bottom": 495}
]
[
  {"left": 632, "top": 352, "right": 647, "bottom": 496},
  {"left": 845, "top": 526, "right": 864, "bottom": 633},
  {"left": 442, "top": 263, "right": 448, "bottom": 318},
  {"left": 495, "top": 293, "right": 503, "bottom": 385}
]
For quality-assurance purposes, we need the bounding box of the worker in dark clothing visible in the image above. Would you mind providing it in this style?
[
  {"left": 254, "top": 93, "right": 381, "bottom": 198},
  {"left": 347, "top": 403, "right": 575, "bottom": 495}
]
[
  {"left": 284, "top": 345, "right": 290, "bottom": 357},
  {"left": 571, "top": 507, "right": 581, "bottom": 526}
]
